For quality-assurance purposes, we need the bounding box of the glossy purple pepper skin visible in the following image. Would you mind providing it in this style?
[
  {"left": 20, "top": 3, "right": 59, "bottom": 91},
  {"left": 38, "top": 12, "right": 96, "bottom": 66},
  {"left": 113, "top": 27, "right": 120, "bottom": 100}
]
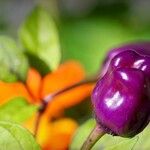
[
  {"left": 101, "top": 42, "right": 150, "bottom": 77},
  {"left": 92, "top": 42, "right": 150, "bottom": 137}
]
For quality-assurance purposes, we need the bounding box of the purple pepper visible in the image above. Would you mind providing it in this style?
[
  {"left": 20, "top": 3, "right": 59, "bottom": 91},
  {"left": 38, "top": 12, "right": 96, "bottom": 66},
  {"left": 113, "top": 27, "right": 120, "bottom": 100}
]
[
  {"left": 92, "top": 42, "right": 150, "bottom": 137},
  {"left": 101, "top": 42, "right": 150, "bottom": 77}
]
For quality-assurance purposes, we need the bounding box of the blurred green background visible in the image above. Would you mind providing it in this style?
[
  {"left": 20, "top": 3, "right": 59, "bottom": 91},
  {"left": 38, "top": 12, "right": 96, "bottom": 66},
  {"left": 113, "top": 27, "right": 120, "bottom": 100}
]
[{"left": 1, "top": 0, "right": 150, "bottom": 76}]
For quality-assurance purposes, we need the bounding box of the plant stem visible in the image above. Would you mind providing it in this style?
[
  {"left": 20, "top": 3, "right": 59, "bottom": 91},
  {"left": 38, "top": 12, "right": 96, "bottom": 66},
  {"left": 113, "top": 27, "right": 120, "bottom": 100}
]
[
  {"left": 34, "top": 111, "right": 42, "bottom": 137},
  {"left": 34, "top": 99, "right": 48, "bottom": 137},
  {"left": 34, "top": 78, "right": 96, "bottom": 137},
  {"left": 44, "top": 78, "right": 97, "bottom": 103},
  {"left": 81, "top": 124, "right": 105, "bottom": 150}
]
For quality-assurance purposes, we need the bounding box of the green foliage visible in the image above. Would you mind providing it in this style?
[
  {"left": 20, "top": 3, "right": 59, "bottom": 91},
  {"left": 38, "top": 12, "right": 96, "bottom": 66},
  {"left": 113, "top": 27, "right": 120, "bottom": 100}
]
[
  {"left": 70, "top": 118, "right": 150, "bottom": 150},
  {"left": 19, "top": 6, "right": 61, "bottom": 72},
  {"left": 70, "top": 119, "right": 96, "bottom": 150},
  {"left": 0, "top": 121, "right": 41, "bottom": 150},
  {"left": 0, "top": 36, "right": 29, "bottom": 82},
  {"left": 60, "top": 18, "right": 150, "bottom": 76},
  {"left": 107, "top": 139, "right": 138, "bottom": 150},
  {"left": 60, "top": 19, "right": 131, "bottom": 76},
  {"left": 0, "top": 97, "right": 38, "bottom": 123}
]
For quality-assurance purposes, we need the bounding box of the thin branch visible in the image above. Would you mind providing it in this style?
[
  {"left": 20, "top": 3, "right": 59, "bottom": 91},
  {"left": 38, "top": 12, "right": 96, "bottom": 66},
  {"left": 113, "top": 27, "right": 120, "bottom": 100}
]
[
  {"left": 44, "top": 78, "right": 97, "bottom": 103},
  {"left": 34, "top": 111, "right": 42, "bottom": 137},
  {"left": 34, "top": 100, "right": 48, "bottom": 137},
  {"left": 34, "top": 78, "right": 97, "bottom": 137}
]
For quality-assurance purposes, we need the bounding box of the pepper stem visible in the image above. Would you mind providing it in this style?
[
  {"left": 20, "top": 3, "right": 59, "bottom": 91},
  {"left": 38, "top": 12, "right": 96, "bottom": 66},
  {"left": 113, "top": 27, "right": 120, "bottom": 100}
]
[{"left": 81, "top": 124, "right": 105, "bottom": 150}]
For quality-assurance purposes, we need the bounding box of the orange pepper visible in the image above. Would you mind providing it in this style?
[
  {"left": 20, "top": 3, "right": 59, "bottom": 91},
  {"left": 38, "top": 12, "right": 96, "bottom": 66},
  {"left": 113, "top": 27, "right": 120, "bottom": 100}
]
[
  {"left": 26, "top": 67, "right": 42, "bottom": 102},
  {"left": 43, "top": 118, "right": 78, "bottom": 150},
  {"left": 24, "top": 113, "right": 78, "bottom": 150},
  {"left": 0, "top": 81, "right": 32, "bottom": 104},
  {"left": 41, "top": 61, "right": 85, "bottom": 97},
  {"left": 0, "top": 60, "right": 95, "bottom": 150},
  {"left": 25, "top": 61, "right": 94, "bottom": 119}
]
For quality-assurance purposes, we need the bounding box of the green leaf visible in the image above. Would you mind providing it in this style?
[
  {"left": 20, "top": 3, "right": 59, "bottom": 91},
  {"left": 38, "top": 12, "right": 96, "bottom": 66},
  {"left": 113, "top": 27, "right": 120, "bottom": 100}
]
[
  {"left": 19, "top": 6, "right": 61, "bottom": 71},
  {"left": 0, "top": 36, "right": 29, "bottom": 82},
  {"left": 70, "top": 119, "right": 96, "bottom": 150},
  {"left": 70, "top": 118, "right": 150, "bottom": 150},
  {"left": 0, "top": 121, "right": 41, "bottom": 150},
  {"left": 106, "top": 138, "right": 138, "bottom": 150},
  {"left": 0, "top": 97, "right": 38, "bottom": 123}
]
